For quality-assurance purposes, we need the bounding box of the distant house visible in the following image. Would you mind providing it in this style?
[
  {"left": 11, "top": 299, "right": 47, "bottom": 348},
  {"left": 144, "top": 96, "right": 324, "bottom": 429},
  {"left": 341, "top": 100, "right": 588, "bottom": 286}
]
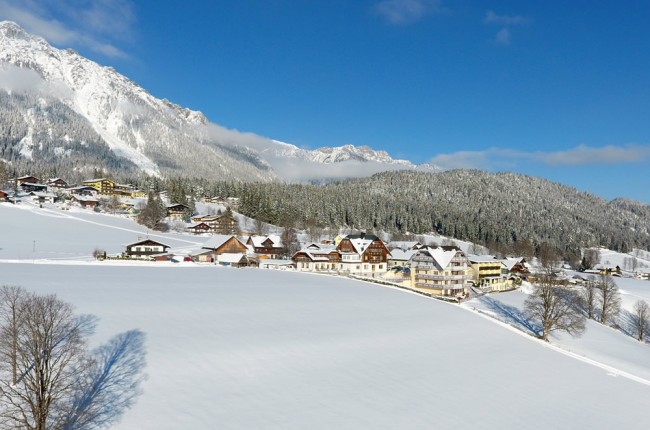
[
  {"left": 46, "top": 177, "right": 68, "bottom": 188},
  {"left": 71, "top": 195, "right": 99, "bottom": 209},
  {"left": 410, "top": 246, "right": 470, "bottom": 298},
  {"left": 337, "top": 232, "right": 391, "bottom": 275},
  {"left": 66, "top": 186, "right": 98, "bottom": 197},
  {"left": 199, "top": 235, "right": 248, "bottom": 260},
  {"left": 82, "top": 178, "right": 116, "bottom": 195},
  {"left": 217, "top": 253, "right": 250, "bottom": 267},
  {"left": 30, "top": 191, "right": 58, "bottom": 204},
  {"left": 125, "top": 239, "right": 171, "bottom": 259},
  {"left": 246, "top": 235, "right": 284, "bottom": 258},
  {"left": 387, "top": 248, "right": 418, "bottom": 268},
  {"left": 210, "top": 212, "right": 239, "bottom": 235},
  {"left": 187, "top": 222, "right": 212, "bottom": 234},
  {"left": 293, "top": 243, "right": 341, "bottom": 272},
  {"left": 166, "top": 203, "right": 190, "bottom": 220},
  {"left": 0, "top": 190, "right": 8, "bottom": 202},
  {"left": 16, "top": 175, "right": 39, "bottom": 184},
  {"left": 20, "top": 182, "right": 47, "bottom": 193},
  {"left": 468, "top": 255, "right": 509, "bottom": 292},
  {"left": 501, "top": 257, "right": 531, "bottom": 280}
]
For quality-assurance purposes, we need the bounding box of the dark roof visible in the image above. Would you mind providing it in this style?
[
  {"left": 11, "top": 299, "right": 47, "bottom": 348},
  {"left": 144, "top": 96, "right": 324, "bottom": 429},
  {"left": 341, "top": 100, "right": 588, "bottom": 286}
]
[
  {"left": 126, "top": 239, "right": 170, "bottom": 249},
  {"left": 344, "top": 233, "right": 381, "bottom": 241}
]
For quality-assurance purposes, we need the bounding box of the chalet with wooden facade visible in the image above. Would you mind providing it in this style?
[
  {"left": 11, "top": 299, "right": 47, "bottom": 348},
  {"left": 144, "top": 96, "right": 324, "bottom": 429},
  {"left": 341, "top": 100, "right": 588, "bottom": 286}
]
[
  {"left": 46, "top": 178, "right": 68, "bottom": 188},
  {"left": 0, "top": 190, "right": 8, "bottom": 202},
  {"left": 20, "top": 182, "right": 47, "bottom": 193},
  {"left": 410, "top": 246, "right": 470, "bottom": 298},
  {"left": 125, "top": 239, "right": 171, "bottom": 259},
  {"left": 166, "top": 203, "right": 190, "bottom": 220},
  {"left": 196, "top": 235, "right": 248, "bottom": 262},
  {"left": 16, "top": 175, "right": 39, "bottom": 184},
  {"left": 72, "top": 195, "right": 99, "bottom": 208},
  {"left": 187, "top": 222, "right": 212, "bottom": 234},
  {"left": 246, "top": 235, "right": 284, "bottom": 259},
  {"left": 337, "top": 233, "right": 391, "bottom": 275},
  {"left": 293, "top": 243, "right": 341, "bottom": 272}
]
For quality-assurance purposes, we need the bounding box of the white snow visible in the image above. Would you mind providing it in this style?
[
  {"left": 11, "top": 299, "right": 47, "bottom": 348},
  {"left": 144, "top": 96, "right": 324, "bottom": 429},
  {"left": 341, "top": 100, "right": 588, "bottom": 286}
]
[{"left": 1, "top": 202, "right": 650, "bottom": 429}]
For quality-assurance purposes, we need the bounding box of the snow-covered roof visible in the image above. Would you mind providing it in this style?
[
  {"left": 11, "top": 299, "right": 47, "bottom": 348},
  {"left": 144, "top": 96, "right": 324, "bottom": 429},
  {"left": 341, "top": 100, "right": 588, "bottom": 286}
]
[
  {"left": 218, "top": 253, "right": 246, "bottom": 263},
  {"left": 202, "top": 234, "right": 241, "bottom": 250},
  {"left": 468, "top": 255, "right": 500, "bottom": 263},
  {"left": 501, "top": 257, "right": 525, "bottom": 271},
  {"left": 389, "top": 249, "right": 417, "bottom": 261},
  {"left": 249, "top": 235, "right": 282, "bottom": 248},
  {"left": 419, "top": 246, "right": 461, "bottom": 270}
]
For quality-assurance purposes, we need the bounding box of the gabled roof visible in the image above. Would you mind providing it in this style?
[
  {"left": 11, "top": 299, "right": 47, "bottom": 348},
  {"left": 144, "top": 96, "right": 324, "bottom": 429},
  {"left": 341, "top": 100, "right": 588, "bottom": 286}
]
[
  {"left": 467, "top": 255, "right": 500, "bottom": 263},
  {"left": 248, "top": 234, "right": 283, "bottom": 248},
  {"left": 501, "top": 257, "right": 526, "bottom": 271},
  {"left": 389, "top": 249, "right": 418, "bottom": 261},
  {"left": 218, "top": 253, "right": 247, "bottom": 264},
  {"left": 126, "top": 239, "right": 170, "bottom": 249},
  {"left": 202, "top": 234, "right": 244, "bottom": 250},
  {"left": 416, "top": 246, "right": 463, "bottom": 270}
]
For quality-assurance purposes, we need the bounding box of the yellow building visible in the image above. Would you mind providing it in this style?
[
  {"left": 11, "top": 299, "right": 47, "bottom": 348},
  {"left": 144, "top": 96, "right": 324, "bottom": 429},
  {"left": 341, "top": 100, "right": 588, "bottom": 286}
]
[
  {"left": 82, "top": 178, "right": 116, "bottom": 195},
  {"left": 468, "top": 256, "right": 509, "bottom": 292}
]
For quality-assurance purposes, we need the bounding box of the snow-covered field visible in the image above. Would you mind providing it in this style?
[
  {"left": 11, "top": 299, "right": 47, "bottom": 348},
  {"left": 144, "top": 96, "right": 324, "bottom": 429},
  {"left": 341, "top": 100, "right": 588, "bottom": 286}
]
[{"left": 2, "top": 203, "right": 650, "bottom": 429}]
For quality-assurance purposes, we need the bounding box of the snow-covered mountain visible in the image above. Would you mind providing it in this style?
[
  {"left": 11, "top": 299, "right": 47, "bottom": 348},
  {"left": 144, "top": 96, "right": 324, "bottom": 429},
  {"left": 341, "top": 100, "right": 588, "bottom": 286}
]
[
  {"left": 0, "top": 21, "right": 438, "bottom": 182},
  {"left": 0, "top": 21, "right": 276, "bottom": 181}
]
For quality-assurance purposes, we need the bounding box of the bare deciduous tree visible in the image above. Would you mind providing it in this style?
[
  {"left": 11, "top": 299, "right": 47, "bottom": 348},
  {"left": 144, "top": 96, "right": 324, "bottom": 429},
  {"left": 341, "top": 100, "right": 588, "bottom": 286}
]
[
  {"left": 0, "top": 286, "right": 146, "bottom": 430},
  {"left": 598, "top": 274, "right": 621, "bottom": 325},
  {"left": 524, "top": 272, "right": 586, "bottom": 341},
  {"left": 632, "top": 300, "right": 650, "bottom": 342},
  {"left": 582, "top": 276, "right": 597, "bottom": 320},
  {"left": 581, "top": 248, "right": 600, "bottom": 270}
]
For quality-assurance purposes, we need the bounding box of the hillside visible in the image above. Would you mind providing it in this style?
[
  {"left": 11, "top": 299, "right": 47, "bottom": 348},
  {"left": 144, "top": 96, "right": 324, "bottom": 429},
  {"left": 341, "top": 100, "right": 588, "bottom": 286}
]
[
  {"left": 1, "top": 203, "right": 650, "bottom": 429},
  {"left": 233, "top": 170, "right": 650, "bottom": 252}
]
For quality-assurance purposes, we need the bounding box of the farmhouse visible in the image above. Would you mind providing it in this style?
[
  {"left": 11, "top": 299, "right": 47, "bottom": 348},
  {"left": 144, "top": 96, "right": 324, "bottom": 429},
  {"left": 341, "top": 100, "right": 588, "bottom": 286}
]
[
  {"left": 293, "top": 243, "right": 340, "bottom": 272},
  {"left": 46, "top": 177, "right": 68, "bottom": 188},
  {"left": 337, "top": 232, "right": 390, "bottom": 276},
  {"left": 125, "top": 239, "right": 171, "bottom": 259},
  {"left": 246, "top": 235, "right": 284, "bottom": 259},
  {"left": 198, "top": 235, "right": 248, "bottom": 261}
]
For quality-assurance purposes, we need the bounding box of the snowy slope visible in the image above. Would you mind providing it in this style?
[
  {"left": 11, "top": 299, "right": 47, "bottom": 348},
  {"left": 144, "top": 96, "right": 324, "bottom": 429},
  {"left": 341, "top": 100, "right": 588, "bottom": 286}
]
[{"left": 1, "top": 203, "right": 650, "bottom": 429}]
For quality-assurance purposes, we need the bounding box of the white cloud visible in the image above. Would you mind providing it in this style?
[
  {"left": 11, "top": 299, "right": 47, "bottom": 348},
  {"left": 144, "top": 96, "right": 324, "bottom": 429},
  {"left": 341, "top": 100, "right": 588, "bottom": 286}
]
[
  {"left": 484, "top": 11, "right": 529, "bottom": 26},
  {"left": 0, "top": 63, "right": 45, "bottom": 93},
  {"left": 374, "top": 0, "right": 443, "bottom": 25},
  {"left": 494, "top": 28, "right": 511, "bottom": 45},
  {"left": 0, "top": 0, "right": 134, "bottom": 58},
  {"left": 428, "top": 144, "right": 650, "bottom": 170}
]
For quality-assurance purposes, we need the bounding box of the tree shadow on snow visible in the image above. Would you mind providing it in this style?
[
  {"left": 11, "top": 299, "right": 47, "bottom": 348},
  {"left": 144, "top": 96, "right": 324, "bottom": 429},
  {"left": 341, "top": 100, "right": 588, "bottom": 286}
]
[
  {"left": 477, "top": 296, "right": 541, "bottom": 337},
  {"left": 63, "top": 329, "right": 147, "bottom": 430}
]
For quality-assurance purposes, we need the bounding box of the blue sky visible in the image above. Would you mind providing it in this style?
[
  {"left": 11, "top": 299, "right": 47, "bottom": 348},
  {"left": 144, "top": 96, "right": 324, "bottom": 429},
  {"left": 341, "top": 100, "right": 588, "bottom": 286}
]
[{"left": 2, "top": 0, "right": 650, "bottom": 202}]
